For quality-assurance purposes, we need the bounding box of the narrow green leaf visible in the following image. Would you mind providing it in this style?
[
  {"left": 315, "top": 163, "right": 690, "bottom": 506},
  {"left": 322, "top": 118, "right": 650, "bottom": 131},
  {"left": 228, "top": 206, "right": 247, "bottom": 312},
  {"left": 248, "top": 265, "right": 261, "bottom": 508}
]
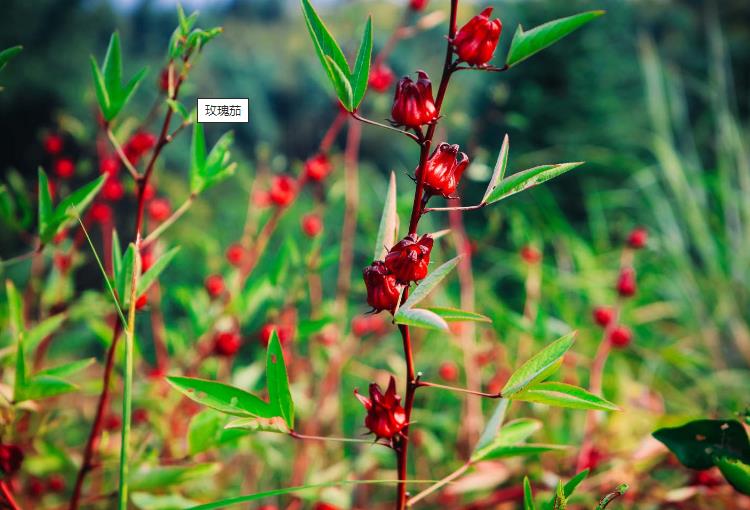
[
  {"left": 501, "top": 332, "right": 576, "bottom": 397},
  {"left": 188, "top": 410, "right": 224, "bottom": 456},
  {"left": 524, "top": 476, "right": 536, "bottom": 510},
  {"left": 554, "top": 480, "right": 568, "bottom": 509},
  {"left": 393, "top": 307, "right": 448, "bottom": 331},
  {"left": 224, "top": 416, "right": 291, "bottom": 434},
  {"left": 36, "top": 358, "right": 95, "bottom": 378},
  {"left": 471, "top": 418, "right": 542, "bottom": 462},
  {"left": 112, "top": 229, "right": 122, "bottom": 280},
  {"left": 53, "top": 174, "right": 106, "bottom": 226},
  {"left": 506, "top": 11, "right": 605, "bottom": 68},
  {"left": 117, "top": 244, "right": 136, "bottom": 306},
  {"left": 90, "top": 57, "right": 111, "bottom": 118},
  {"left": 20, "top": 376, "right": 78, "bottom": 401},
  {"left": 202, "top": 130, "right": 236, "bottom": 190},
  {"left": 715, "top": 457, "right": 750, "bottom": 496},
  {"left": 474, "top": 397, "right": 508, "bottom": 453},
  {"left": 325, "top": 55, "right": 354, "bottom": 111},
  {"left": 25, "top": 314, "right": 66, "bottom": 353},
  {"left": 0, "top": 45, "right": 22, "bottom": 72},
  {"left": 482, "top": 134, "right": 510, "bottom": 204},
  {"left": 102, "top": 32, "right": 123, "bottom": 101},
  {"left": 485, "top": 162, "right": 584, "bottom": 205},
  {"left": 167, "top": 99, "right": 190, "bottom": 120},
  {"left": 426, "top": 307, "right": 491, "bottom": 323},
  {"left": 190, "top": 123, "right": 207, "bottom": 193},
  {"left": 121, "top": 66, "right": 149, "bottom": 112},
  {"left": 512, "top": 382, "right": 619, "bottom": 411},
  {"left": 350, "top": 16, "right": 373, "bottom": 109},
  {"left": 475, "top": 443, "right": 568, "bottom": 461},
  {"left": 8, "top": 280, "right": 27, "bottom": 401},
  {"left": 399, "top": 256, "right": 460, "bottom": 309},
  {"left": 166, "top": 376, "right": 275, "bottom": 418},
  {"left": 373, "top": 171, "right": 398, "bottom": 261},
  {"left": 542, "top": 470, "right": 590, "bottom": 510},
  {"left": 300, "top": 0, "right": 351, "bottom": 77},
  {"left": 137, "top": 246, "right": 180, "bottom": 297},
  {"left": 266, "top": 331, "right": 294, "bottom": 429},
  {"left": 37, "top": 168, "right": 53, "bottom": 240},
  {"left": 129, "top": 463, "right": 219, "bottom": 491}
]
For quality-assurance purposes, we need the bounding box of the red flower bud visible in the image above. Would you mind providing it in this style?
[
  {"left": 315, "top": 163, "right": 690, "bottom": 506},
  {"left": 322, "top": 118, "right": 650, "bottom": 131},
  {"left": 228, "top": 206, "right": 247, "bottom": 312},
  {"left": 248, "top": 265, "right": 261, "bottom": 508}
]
[
  {"left": 609, "top": 326, "right": 632, "bottom": 348},
  {"left": 417, "top": 143, "right": 469, "bottom": 198},
  {"left": 132, "top": 408, "right": 150, "bottom": 426},
  {"left": 54, "top": 158, "right": 75, "bottom": 179},
  {"left": 391, "top": 71, "right": 438, "bottom": 129},
  {"left": 43, "top": 134, "right": 63, "bottom": 155},
  {"left": 617, "top": 267, "right": 636, "bottom": 297},
  {"left": 205, "top": 274, "right": 225, "bottom": 298},
  {"left": 100, "top": 157, "right": 120, "bottom": 176},
  {"left": 627, "top": 227, "right": 648, "bottom": 249},
  {"left": 102, "top": 177, "right": 124, "bottom": 201},
  {"left": 520, "top": 245, "right": 541, "bottom": 264},
  {"left": 225, "top": 243, "right": 245, "bottom": 267},
  {"left": 384, "top": 233, "right": 433, "bottom": 283},
  {"left": 302, "top": 213, "right": 323, "bottom": 238},
  {"left": 312, "top": 504, "right": 340, "bottom": 510},
  {"left": 304, "top": 154, "right": 332, "bottom": 182},
  {"left": 135, "top": 294, "right": 147, "bottom": 310},
  {"left": 148, "top": 198, "right": 171, "bottom": 222},
  {"left": 129, "top": 131, "right": 156, "bottom": 154},
  {"left": 259, "top": 323, "right": 294, "bottom": 347},
  {"left": 592, "top": 306, "right": 614, "bottom": 328},
  {"left": 409, "top": 0, "right": 428, "bottom": 10},
  {"left": 47, "top": 474, "right": 66, "bottom": 493},
  {"left": 104, "top": 414, "right": 122, "bottom": 431},
  {"left": 363, "top": 261, "right": 402, "bottom": 313},
  {"left": 354, "top": 376, "right": 407, "bottom": 440},
  {"left": 90, "top": 203, "right": 113, "bottom": 224},
  {"left": 142, "top": 182, "right": 156, "bottom": 201},
  {"left": 269, "top": 175, "right": 297, "bottom": 207},
  {"left": 27, "top": 477, "right": 45, "bottom": 498},
  {"left": 452, "top": 7, "right": 503, "bottom": 66},
  {"left": 214, "top": 330, "right": 242, "bottom": 357},
  {"left": 54, "top": 252, "right": 72, "bottom": 273},
  {"left": 368, "top": 64, "right": 395, "bottom": 93},
  {"left": 0, "top": 443, "right": 24, "bottom": 476},
  {"left": 438, "top": 361, "right": 458, "bottom": 382}
]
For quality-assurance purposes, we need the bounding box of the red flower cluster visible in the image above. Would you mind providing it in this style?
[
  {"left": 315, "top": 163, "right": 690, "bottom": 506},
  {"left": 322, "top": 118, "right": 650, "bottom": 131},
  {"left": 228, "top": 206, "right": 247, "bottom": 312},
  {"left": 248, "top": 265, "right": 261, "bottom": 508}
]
[
  {"left": 384, "top": 233, "right": 433, "bottom": 283},
  {"left": 452, "top": 7, "right": 503, "bottom": 66},
  {"left": 368, "top": 64, "right": 395, "bottom": 93},
  {"left": 362, "top": 261, "right": 401, "bottom": 313},
  {"left": 0, "top": 443, "right": 24, "bottom": 475},
  {"left": 304, "top": 154, "right": 332, "bottom": 182},
  {"left": 417, "top": 143, "right": 469, "bottom": 198},
  {"left": 391, "top": 71, "right": 437, "bottom": 129},
  {"left": 354, "top": 376, "right": 407, "bottom": 440}
]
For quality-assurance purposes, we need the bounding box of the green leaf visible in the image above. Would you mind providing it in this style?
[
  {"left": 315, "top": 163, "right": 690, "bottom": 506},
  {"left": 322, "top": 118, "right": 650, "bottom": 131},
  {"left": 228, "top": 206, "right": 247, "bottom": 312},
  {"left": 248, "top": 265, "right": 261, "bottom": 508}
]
[
  {"left": 201, "top": 131, "right": 237, "bottom": 191},
  {"left": 190, "top": 123, "right": 208, "bottom": 193},
  {"left": 524, "top": 477, "right": 536, "bottom": 510},
  {"left": 393, "top": 307, "right": 448, "bottom": 331},
  {"left": 102, "top": 32, "right": 123, "bottom": 99},
  {"left": 36, "top": 358, "right": 95, "bottom": 378},
  {"left": 224, "top": 416, "right": 291, "bottom": 434},
  {"left": 166, "top": 376, "right": 275, "bottom": 418},
  {"left": 187, "top": 410, "right": 224, "bottom": 456},
  {"left": 652, "top": 419, "right": 750, "bottom": 469},
  {"left": 481, "top": 134, "right": 509, "bottom": 204},
  {"left": 505, "top": 11, "right": 605, "bottom": 68},
  {"left": 20, "top": 376, "right": 78, "bottom": 401},
  {"left": 473, "top": 443, "right": 568, "bottom": 461},
  {"left": 425, "top": 307, "right": 491, "bottom": 323},
  {"left": 473, "top": 397, "right": 509, "bottom": 453},
  {"left": 37, "top": 168, "right": 53, "bottom": 241},
  {"left": 50, "top": 174, "right": 106, "bottom": 234},
  {"left": 25, "top": 314, "right": 66, "bottom": 353},
  {"left": 300, "top": 0, "right": 351, "bottom": 80},
  {"left": 542, "top": 469, "right": 589, "bottom": 510},
  {"left": 167, "top": 99, "right": 190, "bottom": 120},
  {"left": 471, "top": 418, "right": 542, "bottom": 462},
  {"left": 90, "top": 56, "right": 111, "bottom": 116},
  {"left": 112, "top": 229, "right": 122, "bottom": 280},
  {"left": 117, "top": 244, "right": 136, "bottom": 306},
  {"left": 373, "top": 171, "right": 398, "bottom": 261},
  {"left": 129, "top": 463, "right": 219, "bottom": 491},
  {"left": 399, "top": 256, "right": 460, "bottom": 309},
  {"left": 512, "top": 382, "right": 619, "bottom": 411},
  {"left": 501, "top": 332, "right": 576, "bottom": 397},
  {"left": 485, "top": 162, "right": 584, "bottom": 205},
  {"left": 266, "top": 331, "right": 294, "bottom": 429},
  {"left": 350, "top": 16, "right": 373, "bottom": 109},
  {"left": 91, "top": 32, "right": 148, "bottom": 121},
  {"left": 715, "top": 457, "right": 750, "bottom": 496},
  {"left": 325, "top": 55, "right": 353, "bottom": 110},
  {"left": 137, "top": 246, "right": 180, "bottom": 297},
  {"left": 121, "top": 67, "right": 149, "bottom": 112},
  {"left": 131, "top": 492, "right": 199, "bottom": 510},
  {"left": 0, "top": 45, "right": 22, "bottom": 73}
]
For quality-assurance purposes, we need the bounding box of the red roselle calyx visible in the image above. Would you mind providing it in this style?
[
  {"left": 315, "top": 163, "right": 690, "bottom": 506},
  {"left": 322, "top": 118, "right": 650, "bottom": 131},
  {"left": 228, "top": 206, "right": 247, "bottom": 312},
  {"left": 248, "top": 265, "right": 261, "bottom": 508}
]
[
  {"left": 627, "top": 227, "right": 648, "bottom": 249},
  {"left": 520, "top": 245, "right": 542, "bottom": 264},
  {"left": 90, "top": 203, "right": 113, "bottom": 224},
  {"left": 100, "top": 157, "right": 120, "bottom": 176},
  {"left": 54, "top": 158, "right": 75, "bottom": 179},
  {"left": 303, "top": 154, "right": 332, "bottom": 182},
  {"left": 102, "top": 177, "right": 124, "bottom": 201},
  {"left": 452, "top": 7, "right": 503, "bottom": 66},
  {"left": 439, "top": 361, "right": 459, "bottom": 382},
  {"left": 301, "top": 213, "right": 323, "bottom": 237},
  {"left": 148, "top": 198, "right": 171, "bottom": 222},
  {"left": 391, "top": 71, "right": 438, "bottom": 129},
  {"left": 269, "top": 175, "right": 297, "bottom": 207},
  {"left": 213, "top": 330, "right": 241, "bottom": 357},
  {"left": 260, "top": 323, "right": 294, "bottom": 347},
  {"left": 384, "top": 233, "right": 433, "bottom": 283},
  {"left": 417, "top": 143, "right": 469, "bottom": 198},
  {"left": 409, "top": 0, "right": 428, "bottom": 11},
  {"left": 363, "top": 261, "right": 402, "bottom": 313},
  {"left": 225, "top": 243, "right": 246, "bottom": 267},
  {"left": 0, "top": 443, "right": 24, "bottom": 475},
  {"left": 609, "top": 326, "right": 632, "bottom": 348},
  {"left": 204, "top": 274, "right": 225, "bottom": 298},
  {"left": 592, "top": 306, "right": 614, "bottom": 328},
  {"left": 354, "top": 376, "right": 407, "bottom": 441},
  {"left": 368, "top": 64, "right": 395, "bottom": 93},
  {"left": 617, "top": 267, "right": 637, "bottom": 297},
  {"left": 43, "top": 133, "right": 63, "bottom": 155}
]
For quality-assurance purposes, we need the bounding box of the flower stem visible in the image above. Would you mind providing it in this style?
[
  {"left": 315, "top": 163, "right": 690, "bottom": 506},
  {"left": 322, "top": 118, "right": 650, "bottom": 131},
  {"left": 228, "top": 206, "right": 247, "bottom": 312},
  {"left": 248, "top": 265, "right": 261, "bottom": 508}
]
[
  {"left": 106, "top": 127, "right": 140, "bottom": 180},
  {"left": 0, "top": 479, "right": 21, "bottom": 510},
  {"left": 406, "top": 462, "right": 469, "bottom": 507},
  {"left": 416, "top": 380, "right": 501, "bottom": 398},
  {"left": 140, "top": 194, "right": 196, "bottom": 249}
]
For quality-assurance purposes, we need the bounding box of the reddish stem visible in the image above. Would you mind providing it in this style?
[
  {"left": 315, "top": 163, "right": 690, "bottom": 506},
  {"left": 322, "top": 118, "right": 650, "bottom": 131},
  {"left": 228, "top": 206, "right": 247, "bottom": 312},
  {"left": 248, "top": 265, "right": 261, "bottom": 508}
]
[
  {"left": 335, "top": 119, "right": 361, "bottom": 312},
  {"left": 0, "top": 480, "right": 20, "bottom": 510}
]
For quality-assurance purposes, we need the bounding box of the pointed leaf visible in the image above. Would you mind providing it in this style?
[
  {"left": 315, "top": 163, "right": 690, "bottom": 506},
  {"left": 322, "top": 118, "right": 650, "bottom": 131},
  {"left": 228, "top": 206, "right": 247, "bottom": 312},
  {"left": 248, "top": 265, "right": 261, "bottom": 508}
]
[
  {"left": 0, "top": 45, "right": 22, "bottom": 72},
  {"left": 225, "top": 416, "right": 291, "bottom": 434},
  {"left": 90, "top": 57, "right": 111, "bottom": 118},
  {"left": 102, "top": 32, "right": 123, "bottom": 100},
  {"left": 485, "top": 162, "right": 584, "bottom": 205},
  {"left": 398, "top": 256, "right": 460, "bottom": 310},
  {"left": 474, "top": 398, "right": 509, "bottom": 453},
  {"left": 426, "top": 307, "right": 491, "bottom": 323},
  {"left": 471, "top": 418, "right": 542, "bottom": 462},
  {"left": 129, "top": 463, "right": 219, "bottom": 491},
  {"left": 112, "top": 229, "right": 122, "bottom": 280},
  {"left": 501, "top": 332, "right": 575, "bottom": 397},
  {"left": 25, "top": 314, "right": 66, "bottom": 353},
  {"left": 482, "top": 134, "right": 509, "bottom": 204},
  {"left": 266, "top": 331, "right": 294, "bottom": 429},
  {"left": 121, "top": 66, "right": 149, "bottom": 112},
  {"left": 393, "top": 307, "right": 448, "bottom": 331},
  {"left": 476, "top": 443, "right": 568, "bottom": 461},
  {"left": 37, "top": 168, "right": 53, "bottom": 241},
  {"left": 53, "top": 174, "right": 106, "bottom": 223},
  {"left": 373, "top": 171, "right": 398, "bottom": 261},
  {"left": 715, "top": 457, "right": 750, "bottom": 496},
  {"left": 36, "top": 358, "right": 95, "bottom": 378},
  {"left": 512, "top": 382, "right": 619, "bottom": 411},
  {"left": 300, "top": 0, "right": 351, "bottom": 77},
  {"left": 350, "top": 16, "right": 373, "bottom": 109},
  {"left": 167, "top": 376, "right": 276, "bottom": 418},
  {"left": 542, "top": 470, "right": 590, "bottom": 510},
  {"left": 190, "top": 123, "right": 208, "bottom": 193},
  {"left": 524, "top": 477, "right": 536, "bottom": 510},
  {"left": 20, "top": 376, "right": 78, "bottom": 401},
  {"left": 652, "top": 419, "right": 750, "bottom": 469},
  {"left": 506, "top": 11, "right": 605, "bottom": 68},
  {"left": 325, "top": 55, "right": 354, "bottom": 111},
  {"left": 137, "top": 246, "right": 180, "bottom": 297}
]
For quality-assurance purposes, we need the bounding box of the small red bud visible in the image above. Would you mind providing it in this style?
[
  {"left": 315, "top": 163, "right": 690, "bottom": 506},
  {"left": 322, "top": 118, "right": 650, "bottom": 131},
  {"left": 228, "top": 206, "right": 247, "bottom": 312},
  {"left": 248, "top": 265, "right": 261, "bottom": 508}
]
[
  {"left": 368, "top": 64, "right": 395, "bottom": 93},
  {"left": 43, "top": 134, "right": 64, "bottom": 155},
  {"left": 592, "top": 306, "right": 614, "bottom": 328},
  {"left": 627, "top": 227, "right": 648, "bottom": 249},
  {"left": 304, "top": 154, "right": 333, "bottom": 182},
  {"left": 225, "top": 243, "right": 246, "bottom": 267},
  {"left": 214, "top": 330, "right": 242, "bottom": 357},
  {"left": 520, "top": 245, "right": 541, "bottom": 264},
  {"left": 205, "top": 274, "right": 225, "bottom": 298},
  {"left": 354, "top": 376, "right": 407, "bottom": 440},
  {"left": 269, "top": 175, "right": 297, "bottom": 207},
  {"left": 26, "top": 477, "right": 45, "bottom": 498},
  {"left": 301, "top": 213, "right": 323, "bottom": 238},
  {"left": 102, "top": 177, "right": 124, "bottom": 201},
  {"left": 452, "top": 7, "right": 503, "bottom": 66},
  {"left": 148, "top": 198, "right": 171, "bottom": 222},
  {"left": 99, "top": 157, "right": 120, "bottom": 176},
  {"left": 617, "top": 267, "right": 637, "bottom": 297},
  {"left": 132, "top": 408, "right": 150, "bottom": 425},
  {"left": 90, "top": 203, "right": 113, "bottom": 224},
  {"left": 47, "top": 474, "right": 66, "bottom": 493},
  {"left": 54, "top": 158, "right": 75, "bottom": 179},
  {"left": 391, "top": 71, "right": 438, "bottom": 129},
  {"left": 438, "top": 361, "right": 459, "bottom": 382},
  {"left": 409, "top": 0, "right": 429, "bottom": 10},
  {"left": 142, "top": 182, "right": 156, "bottom": 201},
  {"left": 0, "top": 443, "right": 24, "bottom": 475},
  {"left": 609, "top": 326, "right": 632, "bottom": 348},
  {"left": 54, "top": 253, "right": 72, "bottom": 273},
  {"left": 159, "top": 68, "right": 171, "bottom": 92},
  {"left": 103, "top": 414, "right": 122, "bottom": 431},
  {"left": 135, "top": 294, "right": 147, "bottom": 311},
  {"left": 259, "top": 323, "right": 293, "bottom": 347},
  {"left": 140, "top": 250, "right": 154, "bottom": 273}
]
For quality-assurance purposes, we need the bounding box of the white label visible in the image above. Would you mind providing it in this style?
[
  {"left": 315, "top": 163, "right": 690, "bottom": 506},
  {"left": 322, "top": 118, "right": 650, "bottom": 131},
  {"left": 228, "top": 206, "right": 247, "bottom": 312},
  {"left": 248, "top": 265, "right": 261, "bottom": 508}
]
[{"left": 197, "top": 98, "right": 249, "bottom": 123}]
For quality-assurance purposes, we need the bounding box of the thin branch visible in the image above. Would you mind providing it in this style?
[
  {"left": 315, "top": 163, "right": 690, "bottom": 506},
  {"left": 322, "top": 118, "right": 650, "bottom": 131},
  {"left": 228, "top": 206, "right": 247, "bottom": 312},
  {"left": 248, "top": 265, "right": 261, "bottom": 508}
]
[
  {"left": 1, "top": 246, "right": 40, "bottom": 267},
  {"left": 416, "top": 380, "right": 501, "bottom": 398},
  {"left": 454, "top": 64, "right": 509, "bottom": 72},
  {"left": 0, "top": 480, "right": 20, "bottom": 510},
  {"left": 106, "top": 128, "right": 141, "bottom": 180},
  {"left": 140, "top": 194, "right": 196, "bottom": 249},
  {"left": 350, "top": 112, "right": 420, "bottom": 142},
  {"left": 289, "top": 431, "right": 373, "bottom": 444},
  {"left": 597, "top": 484, "right": 629, "bottom": 509},
  {"left": 406, "top": 462, "right": 468, "bottom": 507},
  {"left": 423, "top": 203, "right": 485, "bottom": 213}
]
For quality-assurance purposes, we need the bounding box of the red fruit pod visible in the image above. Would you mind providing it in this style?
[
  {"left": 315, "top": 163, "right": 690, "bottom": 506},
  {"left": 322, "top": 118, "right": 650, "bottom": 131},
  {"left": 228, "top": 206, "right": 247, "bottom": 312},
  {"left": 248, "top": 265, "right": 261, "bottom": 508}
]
[
  {"left": 417, "top": 143, "right": 469, "bottom": 198},
  {"left": 269, "top": 175, "right": 297, "bottom": 207},
  {"left": 135, "top": 294, "right": 148, "bottom": 311},
  {"left": 204, "top": 274, "right": 226, "bottom": 298},
  {"left": 213, "top": 330, "right": 242, "bottom": 357},
  {"left": 609, "top": 326, "right": 632, "bottom": 348},
  {"left": 43, "top": 134, "right": 64, "bottom": 155},
  {"left": 438, "top": 361, "right": 459, "bottom": 382},
  {"left": 368, "top": 64, "right": 395, "bottom": 93},
  {"left": 520, "top": 245, "right": 541, "bottom": 264},
  {"left": 384, "top": 233, "right": 433, "bottom": 283},
  {"left": 452, "top": 7, "right": 503, "bottom": 66},
  {"left": 627, "top": 227, "right": 648, "bottom": 249},
  {"left": 0, "top": 443, "right": 24, "bottom": 475},
  {"left": 47, "top": 474, "right": 66, "bottom": 493},
  {"left": 225, "top": 243, "right": 246, "bottom": 267},
  {"left": 54, "top": 158, "right": 75, "bottom": 179},
  {"left": 148, "top": 198, "right": 171, "bottom": 222},
  {"left": 617, "top": 267, "right": 637, "bottom": 297},
  {"left": 592, "top": 306, "right": 614, "bottom": 328},
  {"left": 99, "top": 157, "right": 120, "bottom": 176},
  {"left": 301, "top": 213, "right": 323, "bottom": 238},
  {"left": 303, "top": 154, "right": 332, "bottom": 182},
  {"left": 409, "top": 0, "right": 428, "bottom": 10},
  {"left": 354, "top": 375, "right": 407, "bottom": 440},
  {"left": 390, "top": 71, "right": 438, "bottom": 129},
  {"left": 362, "top": 261, "right": 402, "bottom": 313},
  {"left": 89, "top": 203, "right": 113, "bottom": 224},
  {"left": 102, "top": 177, "right": 125, "bottom": 201}
]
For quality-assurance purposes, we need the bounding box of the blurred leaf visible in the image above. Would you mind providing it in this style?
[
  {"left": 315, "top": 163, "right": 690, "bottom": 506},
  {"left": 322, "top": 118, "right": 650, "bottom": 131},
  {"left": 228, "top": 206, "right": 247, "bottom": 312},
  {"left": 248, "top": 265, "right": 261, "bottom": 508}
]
[
  {"left": 524, "top": 476, "right": 535, "bottom": 510},
  {"left": 300, "top": 0, "right": 350, "bottom": 98},
  {"left": 481, "top": 134, "right": 509, "bottom": 204},
  {"left": 188, "top": 410, "right": 224, "bottom": 455},
  {"left": 166, "top": 376, "right": 275, "bottom": 418},
  {"left": 36, "top": 358, "right": 95, "bottom": 378},
  {"left": 137, "top": 246, "right": 180, "bottom": 297},
  {"left": 0, "top": 45, "right": 22, "bottom": 73},
  {"left": 225, "top": 416, "right": 290, "bottom": 434},
  {"left": 553, "top": 480, "right": 567, "bottom": 509},
  {"left": 506, "top": 11, "right": 605, "bottom": 68},
  {"left": 167, "top": 99, "right": 190, "bottom": 121},
  {"left": 91, "top": 32, "right": 147, "bottom": 121},
  {"left": 350, "top": 16, "right": 373, "bottom": 109},
  {"left": 399, "top": 256, "right": 460, "bottom": 309},
  {"left": 393, "top": 307, "right": 448, "bottom": 331},
  {"left": 473, "top": 443, "right": 568, "bottom": 461},
  {"left": 37, "top": 168, "right": 53, "bottom": 241},
  {"left": 25, "top": 314, "right": 66, "bottom": 353},
  {"left": 652, "top": 419, "right": 750, "bottom": 469},
  {"left": 471, "top": 418, "right": 543, "bottom": 462},
  {"left": 501, "top": 332, "right": 575, "bottom": 397},
  {"left": 542, "top": 470, "right": 589, "bottom": 510},
  {"left": 132, "top": 492, "right": 198, "bottom": 510},
  {"left": 374, "top": 171, "right": 398, "bottom": 261},
  {"left": 474, "top": 398, "right": 509, "bottom": 453},
  {"left": 19, "top": 376, "right": 78, "bottom": 401},
  {"left": 715, "top": 457, "right": 750, "bottom": 495},
  {"left": 425, "top": 307, "right": 491, "bottom": 323},
  {"left": 117, "top": 244, "right": 137, "bottom": 307},
  {"left": 485, "top": 162, "right": 583, "bottom": 205},
  {"left": 512, "top": 382, "right": 618, "bottom": 411},
  {"left": 129, "top": 463, "right": 219, "bottom": 491},
  {"left": 190, "top": 124, "right": 236, "bottom": 194},
  {"left": 266, "top": 331, "right": 294, "bottom": 429},
  {"left": 38, "top": 169, "right": 105, "bottom": 243}
]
